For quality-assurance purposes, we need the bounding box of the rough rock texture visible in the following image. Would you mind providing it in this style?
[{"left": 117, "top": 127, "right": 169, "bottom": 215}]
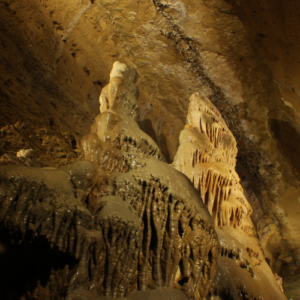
[
  {"left": 173, "top": 92, "right": 286, "bottom": 299},
  {"left": 1, "top": 0, "right": 300, "bottom": 298},
  {"left": 0, "top": 62, "right": 219, "bottom": 300},
  {"left": 80, "top": 62, "right": 219, "bottom": 299}
]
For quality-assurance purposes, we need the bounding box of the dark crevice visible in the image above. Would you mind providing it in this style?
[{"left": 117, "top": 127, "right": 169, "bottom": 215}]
[
  {"left": 270, "top": 118, "right": 300, "bottom": 177},
  {"left": 0, "top": 228, "right": 77, "bottom": 300}
]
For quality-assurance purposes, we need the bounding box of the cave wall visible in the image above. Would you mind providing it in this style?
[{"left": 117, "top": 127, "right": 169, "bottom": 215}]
[{"left": 0, "top": 0, "right": 300, "bottom": 298}]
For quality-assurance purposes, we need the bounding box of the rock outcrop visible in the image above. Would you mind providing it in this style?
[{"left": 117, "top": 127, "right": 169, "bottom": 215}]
[
  {"left": 173, "top": 92, "right": 286, "bottom": 299},
  {"left": 0, "top": 62, "right": 219, "bottom": 300},
  {"left": 1, "top": 2, "right": 300, "bottom": 297}
]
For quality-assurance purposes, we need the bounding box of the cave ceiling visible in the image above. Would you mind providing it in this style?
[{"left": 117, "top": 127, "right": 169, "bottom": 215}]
[{"left": 0, "top": 0, "right": 300, "bottom": 298}]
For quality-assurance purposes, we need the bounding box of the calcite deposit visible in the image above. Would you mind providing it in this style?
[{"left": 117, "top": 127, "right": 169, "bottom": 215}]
[
  {"left": 1, "top": 2, "right": 300, "bottom": 298},
  {"left": 0, "top": 62, "right": 219, "bottom": 300},
  {"left": 0, "top": 62, "right": 290, "bottom": 300},
  {"left": 173, "top": 92, "right": 287, "bottom": 299}
]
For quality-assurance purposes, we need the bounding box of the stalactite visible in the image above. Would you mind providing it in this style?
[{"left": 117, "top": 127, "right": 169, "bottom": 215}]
[
  {"left": 0, "top": 62, "right": 287, "bottom": 300},
  {"left": 173, "top": 92, "right": 286, "bottom": 300},
  {"left": 174, "top": 120, "right": 251, "bottom": 234},
  {"left": 0, "top": 62, "right": 221, "bottom": 300}
]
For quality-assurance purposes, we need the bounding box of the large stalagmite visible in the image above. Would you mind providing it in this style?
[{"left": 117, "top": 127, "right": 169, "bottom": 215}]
[
  {"left": 173, "top": 93, "right": 286, "bottom": 299},
  {"left": 0, "top": 62, "right": 219, "bottom": 300},
  {"left": 78, "top": 62, "right": 219, "bottom": 299}
]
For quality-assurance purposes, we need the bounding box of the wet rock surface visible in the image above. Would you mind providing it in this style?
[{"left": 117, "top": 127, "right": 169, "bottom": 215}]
[
  {"left": 0, "top": 62, "right": 219, "bottom": 299},
  {"left": 1, "top": 0, "right": 300, "bottom": 294},
  {"left": 173, "top": 92, "right": 286, "bottom": 299}
]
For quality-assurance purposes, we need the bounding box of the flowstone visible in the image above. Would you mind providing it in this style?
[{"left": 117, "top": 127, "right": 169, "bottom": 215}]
[
  {"left": 0, "top": 62, "right": 218, "bottom": 300},
  {"left": 0, "top": 62, "right": 287, "bottom": 300},
  {"left": 173, "top": 93, "right": 287, "bottom": 300}
]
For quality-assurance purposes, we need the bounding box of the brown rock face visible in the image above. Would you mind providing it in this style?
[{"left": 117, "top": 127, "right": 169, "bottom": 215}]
[
  {"left": 1, "top": 0, "right": 300, "bottom": 298},
  {"left": 0, "top": 62, "right": 219, "bottom": 300},
  {"left": 173, "top": 92, "right": 286, "bottom": 299}
]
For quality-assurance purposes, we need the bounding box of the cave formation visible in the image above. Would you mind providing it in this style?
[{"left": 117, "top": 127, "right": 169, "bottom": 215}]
[
  {"left": 1, "top": 0, "right": 300, "bottom": 299},
  {"left": 0, "top": 61, "right": 287, "bottom": 300}
]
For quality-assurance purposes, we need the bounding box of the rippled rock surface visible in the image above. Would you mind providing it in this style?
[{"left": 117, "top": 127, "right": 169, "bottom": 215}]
[
  {"left": 0, "top": 62, "right": 218, "bottom": 300},
  {"left": 173, "top": 92, "right": 286, "bottom": 300}
]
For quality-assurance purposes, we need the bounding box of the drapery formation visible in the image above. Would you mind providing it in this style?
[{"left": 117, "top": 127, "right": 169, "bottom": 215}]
[
  {"left": 0, "top": 62, "right": 219, "bottom": 300},
  {"left": 173, "top": 92, "right": 286, "bottom": 299}
]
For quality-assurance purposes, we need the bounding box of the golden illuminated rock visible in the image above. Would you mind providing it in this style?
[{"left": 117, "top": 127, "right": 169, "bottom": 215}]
[
  {"left": 89, "top": 61, "right": 164, "bottom": 162},
  {"left": 173, "top": 93, "right": 251, "bottom": 232},
  {"left": 1, "top": 4, "right": 300, "bottom": 298},
  {"left": 0, "top": 63, "right": 219, "bottom": 300},
  {"left": 173, "top": 92, "right": 287, "bottom": 299}
]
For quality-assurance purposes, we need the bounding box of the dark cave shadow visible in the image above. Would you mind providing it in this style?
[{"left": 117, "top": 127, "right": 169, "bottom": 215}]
[
  {"left": 137, "top": 119, "right": 171, "bottom": 163},
  {"left": 270, "top": 118, "right": 300, "bottom": 177},
  {"left": 0, "top": 229, "right": 77, "bottom": 300},
  {"left": 138, "top": 119, "right": 159, "bottom": 144}
]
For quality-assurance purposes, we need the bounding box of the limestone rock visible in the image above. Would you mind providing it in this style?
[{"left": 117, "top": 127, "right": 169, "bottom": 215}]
[
  {"left": 1, "top": 3, "right": 300, "bottom": 297},
  {"left": 173, "top": 92, "right": 286, "bottom": 299},
  {"left": 0, "top": 63, "right": 218, "bottom": 300}
]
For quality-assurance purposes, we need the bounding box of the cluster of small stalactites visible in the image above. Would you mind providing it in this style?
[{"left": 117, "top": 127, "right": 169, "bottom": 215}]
[
  {"left": 173, "top": 92, "right": 253, "bottom": 236},
  {"left": 0, "top": 129, "right": 218, "bottom": 299},
  {"left": 103, "top": 159, "right": 220, "bottom": 298},
  {"left": 0, "top": 161, "right": 105, "bottom": 296},
  {"left": 187, "top": 93, "right": 237, "bottom": 167}
]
